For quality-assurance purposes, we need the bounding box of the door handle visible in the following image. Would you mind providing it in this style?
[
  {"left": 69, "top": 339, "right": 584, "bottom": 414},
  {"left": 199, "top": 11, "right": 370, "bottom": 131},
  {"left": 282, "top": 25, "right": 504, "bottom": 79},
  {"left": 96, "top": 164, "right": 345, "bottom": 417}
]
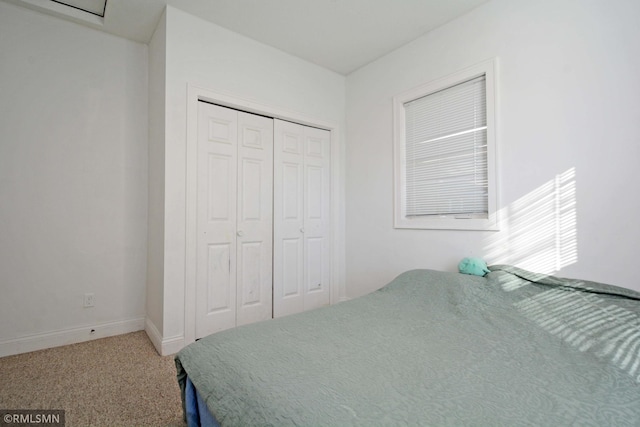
[
  {"left": 237, "top": 230, "right": 244, "bottom": 237},
  {"left": 300, "top": 228, "right": 305, "bottom": 234}
]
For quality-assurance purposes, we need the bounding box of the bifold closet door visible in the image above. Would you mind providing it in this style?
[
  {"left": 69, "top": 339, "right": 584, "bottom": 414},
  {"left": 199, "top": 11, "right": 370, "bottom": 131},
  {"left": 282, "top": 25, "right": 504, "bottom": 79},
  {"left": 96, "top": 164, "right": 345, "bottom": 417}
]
[
  {"left": 273, "top": 119, "right": 331, "bottom": 318},
  {"left": 196, "top": 102, "right": 273, "bottom": 339}
]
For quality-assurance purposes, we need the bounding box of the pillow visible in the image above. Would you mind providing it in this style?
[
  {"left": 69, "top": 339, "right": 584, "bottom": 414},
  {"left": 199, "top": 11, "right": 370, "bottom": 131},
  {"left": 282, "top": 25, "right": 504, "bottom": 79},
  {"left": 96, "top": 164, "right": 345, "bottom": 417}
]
[{"left": 458, "top": 257, "right": 490, "bottom": 276}]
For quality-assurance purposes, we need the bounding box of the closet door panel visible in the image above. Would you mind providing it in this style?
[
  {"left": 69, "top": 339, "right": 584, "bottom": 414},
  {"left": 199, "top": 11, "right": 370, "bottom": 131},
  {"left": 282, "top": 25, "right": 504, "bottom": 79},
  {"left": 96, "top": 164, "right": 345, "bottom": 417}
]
[
  {"left": 281, "top": 238, "right": 302, "bottom": 297},
  {"left": 238, "top": 241, "right": 263, "bottom": 305},
  {"left": 207, "top": 155, "right": 233, "bottom": 221},
  {"left": 303, "top": 127, "right": 331, "bottom": 310},
  {"left": 305, "top": 237, "right": 324, "bottom": 293},
  {"left": 273, "top": 120, "right": 305, "bottom": 317},
  {"left": 196, "top": 103, "right": 238, "bottom": 338},
  {"left": 283, "top": 163, "right": 301, "bottom": 219},
  {"left": 206, "top": 243, "right": 232, "bottom": 312},
  {"left": 236, "top": 111, "right": 273, "bottom": 327},
  {"left": 274, "top": 121, "right": 331, "bottom": 317}
]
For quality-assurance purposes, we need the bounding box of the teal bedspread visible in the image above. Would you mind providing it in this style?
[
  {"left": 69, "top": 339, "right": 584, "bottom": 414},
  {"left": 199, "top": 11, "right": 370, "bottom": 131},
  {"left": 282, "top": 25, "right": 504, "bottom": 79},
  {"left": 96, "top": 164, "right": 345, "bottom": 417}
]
[{"left": 176, "top": 267, "right": 640, "bottom": 426}]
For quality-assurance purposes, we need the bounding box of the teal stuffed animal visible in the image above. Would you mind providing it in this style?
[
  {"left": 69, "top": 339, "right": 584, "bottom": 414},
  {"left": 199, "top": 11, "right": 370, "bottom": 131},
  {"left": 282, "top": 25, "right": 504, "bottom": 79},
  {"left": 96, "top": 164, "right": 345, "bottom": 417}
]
[{"left": 458, "top": 257, "right": 490, "bottom": 276}]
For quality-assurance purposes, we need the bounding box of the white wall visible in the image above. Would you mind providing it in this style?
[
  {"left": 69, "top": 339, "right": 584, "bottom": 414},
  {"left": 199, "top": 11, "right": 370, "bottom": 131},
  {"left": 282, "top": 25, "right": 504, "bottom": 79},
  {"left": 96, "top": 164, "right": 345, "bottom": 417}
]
[
  {"left": 346, "top": 0, "right": 640, "bottom": 297},
  {"left": 0, "top": 2, "right": 148, "bottom": 355},
  {"left": 147, "top": 6, "right": 346, "bottom": 354}
]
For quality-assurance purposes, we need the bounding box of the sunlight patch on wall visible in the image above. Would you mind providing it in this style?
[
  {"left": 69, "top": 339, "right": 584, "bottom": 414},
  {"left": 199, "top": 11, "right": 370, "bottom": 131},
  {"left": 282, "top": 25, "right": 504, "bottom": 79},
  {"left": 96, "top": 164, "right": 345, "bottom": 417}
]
[{"left": 485, "top": 168, "right": 577, "bottom": 285}]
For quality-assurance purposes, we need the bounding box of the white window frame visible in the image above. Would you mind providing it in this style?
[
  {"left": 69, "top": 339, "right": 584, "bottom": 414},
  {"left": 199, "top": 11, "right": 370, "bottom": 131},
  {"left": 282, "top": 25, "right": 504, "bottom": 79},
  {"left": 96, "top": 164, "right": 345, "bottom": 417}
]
[{"left": 393, "top": 58, "right": 499, "bottom": 231}]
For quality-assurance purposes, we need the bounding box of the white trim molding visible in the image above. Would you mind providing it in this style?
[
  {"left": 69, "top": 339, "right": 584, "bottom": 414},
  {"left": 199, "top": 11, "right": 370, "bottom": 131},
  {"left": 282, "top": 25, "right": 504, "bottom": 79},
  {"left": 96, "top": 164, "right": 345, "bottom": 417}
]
[{"left": 0, "top": 317, "right": 145, "bottom": 358}]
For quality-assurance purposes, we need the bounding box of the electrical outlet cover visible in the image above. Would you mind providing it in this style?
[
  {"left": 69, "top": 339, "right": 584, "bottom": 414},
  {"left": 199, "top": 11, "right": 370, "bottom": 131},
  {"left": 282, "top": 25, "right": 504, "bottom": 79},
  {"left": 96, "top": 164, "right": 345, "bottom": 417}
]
[{"left": 83, "top": 293, "right": 95, "bottom": 308}]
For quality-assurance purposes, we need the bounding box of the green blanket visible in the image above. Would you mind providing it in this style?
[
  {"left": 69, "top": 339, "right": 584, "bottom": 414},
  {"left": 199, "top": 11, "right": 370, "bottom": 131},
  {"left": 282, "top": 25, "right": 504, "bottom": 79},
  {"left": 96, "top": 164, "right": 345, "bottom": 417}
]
[{"left": 176, "top": 267, "right": 640, "bottom": 426}]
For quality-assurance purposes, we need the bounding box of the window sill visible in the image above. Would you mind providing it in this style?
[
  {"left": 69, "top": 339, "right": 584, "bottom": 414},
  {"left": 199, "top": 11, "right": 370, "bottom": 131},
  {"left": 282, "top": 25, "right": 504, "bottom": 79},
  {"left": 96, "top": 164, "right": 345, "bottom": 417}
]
[{"left": 394, "top": 215, "right": 499, "bottom": 231}]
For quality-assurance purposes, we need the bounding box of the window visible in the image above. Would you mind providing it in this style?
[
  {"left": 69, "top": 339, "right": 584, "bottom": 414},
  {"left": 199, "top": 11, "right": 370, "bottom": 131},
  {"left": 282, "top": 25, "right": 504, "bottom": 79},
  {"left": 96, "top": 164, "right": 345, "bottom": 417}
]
[{"left": 393, "top": 59, "right": 498, "bottom": 230}]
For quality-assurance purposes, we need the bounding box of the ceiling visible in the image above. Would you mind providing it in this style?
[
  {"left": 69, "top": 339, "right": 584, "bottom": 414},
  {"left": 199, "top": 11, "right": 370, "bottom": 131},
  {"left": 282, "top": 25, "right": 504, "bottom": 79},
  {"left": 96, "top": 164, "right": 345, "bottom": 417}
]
[{"left": 6, "top": 0, "right": 490, "bottom": 75}]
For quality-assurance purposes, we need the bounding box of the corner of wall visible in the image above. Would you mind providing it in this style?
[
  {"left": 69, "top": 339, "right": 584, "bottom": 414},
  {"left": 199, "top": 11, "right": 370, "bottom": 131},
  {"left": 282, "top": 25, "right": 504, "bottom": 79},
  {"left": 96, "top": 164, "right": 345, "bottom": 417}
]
[
  {"left": 145, "top": 318, "right": 184, "bottom": 356},
  {"left": 146, "top": 2, "right": 167, "bottom": 342}
]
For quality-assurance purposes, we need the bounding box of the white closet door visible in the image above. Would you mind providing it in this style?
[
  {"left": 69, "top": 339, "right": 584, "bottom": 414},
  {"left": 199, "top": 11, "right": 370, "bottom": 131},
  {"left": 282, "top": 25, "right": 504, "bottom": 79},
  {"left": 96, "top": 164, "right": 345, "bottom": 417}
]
[
  {"left": 236, "top": 111, "right": 273, "bottom": 327},
  {"left": 273, "top": 120, "right": 331, "bottom": 317},
  {"left": 196, "top": 102, "right": 238, "bottom": 338},
  {"left": 302, "top": 126, "right": 331, "bottom": 310},
  {"left": 196, "top": 103, "right": 273, "bottom": 338},
  {"left": 273, "top": 120, "right": 305, "bottom": 317}
]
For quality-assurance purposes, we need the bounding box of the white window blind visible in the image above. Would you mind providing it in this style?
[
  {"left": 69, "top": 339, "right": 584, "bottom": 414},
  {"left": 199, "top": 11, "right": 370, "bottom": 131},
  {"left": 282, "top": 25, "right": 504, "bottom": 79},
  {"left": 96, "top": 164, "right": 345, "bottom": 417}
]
[{"left": 404, "top": 75, "right": 488, "bottom": 218}]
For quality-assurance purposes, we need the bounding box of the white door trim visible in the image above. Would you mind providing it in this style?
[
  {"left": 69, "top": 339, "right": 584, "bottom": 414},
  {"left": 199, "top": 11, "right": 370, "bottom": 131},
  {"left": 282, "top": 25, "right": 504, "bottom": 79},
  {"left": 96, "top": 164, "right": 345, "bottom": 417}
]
[{"left": 185, "top": 83, "right": 343, "bottom": 346}]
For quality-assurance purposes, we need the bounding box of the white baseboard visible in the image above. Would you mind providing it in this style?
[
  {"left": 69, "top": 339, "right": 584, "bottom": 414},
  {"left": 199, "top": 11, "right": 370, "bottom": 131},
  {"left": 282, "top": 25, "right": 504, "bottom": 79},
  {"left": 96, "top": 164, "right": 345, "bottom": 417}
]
[
  {"left": 161, "top": 335, "right": 185, "bottom": 356},
  {"left": 0, "top": 317, "right": 145, "bottom": 358},
  {"left": 144, "top": 318, "right": 184, "bottom": 356},
  {"left": 144, "top": 318, "right": 163, "bottom": 354}
]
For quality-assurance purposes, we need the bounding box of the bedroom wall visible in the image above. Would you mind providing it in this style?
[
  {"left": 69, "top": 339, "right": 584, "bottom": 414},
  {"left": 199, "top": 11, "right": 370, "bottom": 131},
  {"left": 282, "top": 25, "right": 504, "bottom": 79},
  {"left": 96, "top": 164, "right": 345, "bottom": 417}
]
[
  {"left": 345, "top": 0, "right": 640, "bottom": 297},
  {"left": 147, "top": 6, "right": 346, "bottom": 354},
  {"left": 0, "top": 2, "right": 148, "bottom": 356}
]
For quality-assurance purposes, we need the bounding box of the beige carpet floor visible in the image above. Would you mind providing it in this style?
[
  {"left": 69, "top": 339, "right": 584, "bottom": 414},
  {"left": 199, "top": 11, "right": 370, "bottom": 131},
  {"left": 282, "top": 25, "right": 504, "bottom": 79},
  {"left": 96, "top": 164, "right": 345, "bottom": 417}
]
[{"left": 0, "top": 331, "right": 185, "bottom": 426}]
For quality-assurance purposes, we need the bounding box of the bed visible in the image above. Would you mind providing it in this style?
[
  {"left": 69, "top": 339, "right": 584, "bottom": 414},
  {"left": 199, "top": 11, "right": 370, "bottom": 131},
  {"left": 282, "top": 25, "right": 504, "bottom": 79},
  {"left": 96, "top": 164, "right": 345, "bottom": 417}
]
[{"left": 175, "top": 265, "right": 640, "bottom": 426}]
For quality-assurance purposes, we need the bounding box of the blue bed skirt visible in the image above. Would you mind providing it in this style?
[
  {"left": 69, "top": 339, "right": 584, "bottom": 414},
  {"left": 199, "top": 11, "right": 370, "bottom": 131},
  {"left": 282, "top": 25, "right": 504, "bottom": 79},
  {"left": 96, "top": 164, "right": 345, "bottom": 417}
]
[{"left": 184, "top": 376, "right": 220, "bottom": 427}]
